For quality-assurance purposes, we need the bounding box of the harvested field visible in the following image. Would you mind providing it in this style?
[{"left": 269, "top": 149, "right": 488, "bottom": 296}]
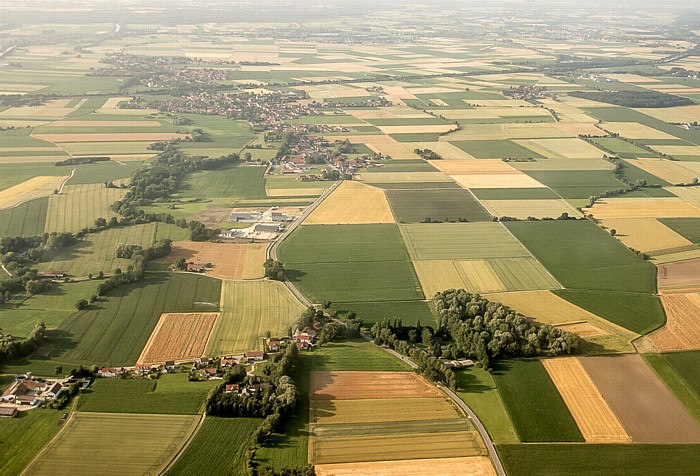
[
  {"left": 410, "top": 141, "right": 477, "bottom": 160},
  {"left": 658, "top": 258, "right": 700, "bottom": 292},
  {"left": 315, "top": 456, "right": 496, "bottom": 476},
  {"left": 324, "top": 135, "right": 420, "bottom": 159},
  {"left": 161, "top": 241, "right": 267, "bottom": 280},
  {"left": 643, "top": 294, "right": 700, "bottom": 351},
  {"left": 310, "top": 397, "right": 458, "bottom": 425},
  {"left": 481, "top": 199, "right": 581, "bottom": 219},
  {"left": 378, "top": 125, "right": 456, "bottom": 135},
  {"left": 413, "top": 259, "right": 506, "bottom": 296},
  {"left": 137, "top": 312, "right": 219, "bottom": 364},
  {"left": 514, "top": 138, "right": 604, "bottom": 160},
  {"left": 556, "top": 322, "right": 607, "bottom": 338},
  {"left": 457, "top": 260, "right": 508, "bottom": 292},
  {"left": 310, "top": 371, "right": 441, "bottom": 400},
  {"left": 601, "top": 122, "right": 675, "bottom": 140},
  {"left": 428, "top": 159, "right": 519, "bottom": 175},
  {"left": 581, "top": 354, "right": 700, "bottom": 443},
  {"left": 33, "top": 132, "right": 191, "bottom": 142},
  {"left": 542, "top": 358, "right": 631, "bottom": 443},
  {"left": 668, "top": 186, "right": 700, "bottom": 208},
  {"left": 636, "top": 104, "right": 700, "bottom": 123},
  {"left": 361, "top": 172, "right": 452, "bottom": 183},
  {"left": 44, "top": 184, "right": 126, "bottom": 233},
  {"left": 45, "top": 120, "right": 163, "bottom": 127},
  {"left": 599, "top": 218, "right": 692, "bottom": 252},
  {"left": 487, "top": 257, "right": 560, "bottom": 291},
  {"left": 0, "top": 175, "right": 69, "bottom": 209},
  {"left": 304, "top": 181, "right": 394, "bottom": 224},
  {"left": 206, "top": 280, "right": 305, "bottom": 356},
  {"left": 23, "top": 412, "right": 201, "bottom": 476},
  {"left": 584, "top": 197, "right": 700, "bottom": 219},
  {"left": 400, "top": 223, "right": 530, "bottom": 260},
  {"left": 452, "top": 174, "right": 546, "bottom": 189},
  {"left": 628, "top": 159, "right": 699, "bottom": 185}
]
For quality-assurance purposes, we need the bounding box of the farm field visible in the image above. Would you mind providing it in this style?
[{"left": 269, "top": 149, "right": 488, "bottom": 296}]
[
  {"left": 39, "top": 223, "right": 156, "bottom": 277},
  {"left": 304, "top": 180, "right": 395, "bottom": 224},
  {"left": 43, "top": 183, "right": 126, "bottom": 233},
  {"left": 23, "top": 412, "right": 201, "bottom": 475},
  {"left": 332, "top": 300, "right": 436, "bottom": 326},
  {"left": 310, "top": 371, "right": 442, "bottom": 400},
  {"left": 160, "top": 241, "right": 267, "bottom": 280},
  {"left": 76, "top": 373, "right": 219, "bottom": 414},
  {"left": 580, "top": 355, "right": 700, "bottom": 443},
  {"left": 0, "top": 197, "right": 47, "bottom": 236},
  {"left": 0, "top": 175, "right": 68, "bottom": 209},
  {"left": 206, "top": 280, "right": 305, "bottom": 356},
  {"left": 644, "top": 352, "right": 700, "bottom": 425},
  {"left": 315, "top": 456, "right": 497, "bottom": 476},
  {"left": 657, "top": 257, "right": 700, "bottom": 291},
  {"left": 181, "top": 163, "right": 266, "bottom": 200},
  {"left": 595, "top": 217, "right": 692, "bottom": 253},
  {"left": 481, "top": 199, "right": 581, "bottom": 220},
  {"left": 0, "top": 409, "right": 64, "bottom": 476},
  {"left": 138, "top": 312, "right": 219, "bottom": 364},
  {"left": 307, "top": 339, "right": 411, "bottom": 372},
  {"left": 627, "top": 158, "right": 700, "bottom": 185},
  {"left": 385, "top": 188, "right": 493, "bottom": 223},
  {"left": 641, "top": 294, "right": 700, "bottom": 352},
  {"left": 166, "top": 417, "right": 262, "bottom": 476}
]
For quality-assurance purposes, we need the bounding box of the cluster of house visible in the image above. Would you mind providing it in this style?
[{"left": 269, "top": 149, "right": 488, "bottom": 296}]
[
  {"left": 0, "top": 375, "right": 65, "bottom": 415},
  {"left": 220, "top": 207, "right": 293, "bottom": 240},
  {"left": 503, "top": 84, "right": 549, "bottom": 100}
]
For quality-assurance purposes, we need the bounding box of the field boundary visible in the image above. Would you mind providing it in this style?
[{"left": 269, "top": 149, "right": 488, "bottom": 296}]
[
  {"left": 159, "top": 412, "right": 208, "bottom": 475},
  {"left": 498, "top": 222, "right": 564, "bottom": 290}
]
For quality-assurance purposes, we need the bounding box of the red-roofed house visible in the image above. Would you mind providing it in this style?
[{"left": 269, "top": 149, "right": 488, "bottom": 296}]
[{"left": 246, "top": 351, "right": 265, "bottom": 361}]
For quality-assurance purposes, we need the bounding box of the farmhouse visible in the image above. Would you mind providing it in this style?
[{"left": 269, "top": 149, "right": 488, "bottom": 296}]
[
  {"left": 219, "top": 357, "right": 236, "bottom": 368},
  {"left": 45, "top": 382, "right": 64, "bottom": 399},
  {"left": 0, "top": 379, "right": 44, "bottom": 405},
  {"left": 254, "top": 223, "right": 282, "bottom": 233},
  {"left": 134, "top": 364, "right": 152, "bottom": 375},
  {"left": 246, "top": 350, "right": 265, "bottom": 361},
  {"left": 266, "top": 338, "right": 282, "bottom": 352},
  {"left": 225, "top": 383, "right": 240, "bottom": 394},
  {"left": 98, "top": 368, "right": 126, "bottom": 378},
  {"left": 36, "top": 271, "right": 65, "bottom": 279},
  {"left": 0, "top": 406, "right": 19, "bottom": 418},
  {"left": 197, "top": 368, "right": 219, "bottom": 379},
  {"left": 229, "top": 211, "right": 262, "bottom": 223},
  {"left": 186, "top": 263, "right": 207, "bottom": 273},
  {"left": 165, "top": 361, "right": 178, "bottom": 372}
]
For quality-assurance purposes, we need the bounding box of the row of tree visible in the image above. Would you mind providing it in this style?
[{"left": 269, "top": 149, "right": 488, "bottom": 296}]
[{"left": 0, "top": 322, "right": 45, "bottom": 363}]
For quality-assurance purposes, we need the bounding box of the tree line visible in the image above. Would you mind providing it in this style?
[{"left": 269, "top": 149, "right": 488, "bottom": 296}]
[{"left": 569, "top": 90, "right": 692, "bottom": 108}]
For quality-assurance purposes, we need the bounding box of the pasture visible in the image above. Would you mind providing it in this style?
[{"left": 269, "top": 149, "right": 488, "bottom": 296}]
[
  {"left": 161, "top": 241, "right": 267, "bottom": 280},
  {"left": 181, "top": 163, "right": 266, "bottom": 200},
  {"left": 308, "top": 340, "right": 410, "bottom": 372},
  {"left": 206, "top": 280, "right": 305, "bottom": 356},
  {"left": 304, "top": 181, "right": 395, "bottom": 224},
  {"left": 166, "top": 417, "right": 262, "bottom": 476},
  {"left": 43, "top": 183, "right": 126, "bottom": 233},
  {"left": 0, "top": 409, "right": 63, "bottom": 476},
  {"left": 24, "top": 412, "right": 201, "bottom": 476},
  {"left": 580, "top": 355, "right": 700, "bottom": 443},
  {"left": 386, "top": 188, "right": 492, "bottom": 223},
  {"left": 493, "top": 359, "right": 584, "bottom": 442},
  {"left": 331, "top": 300, "right": 436, "bottom": 326},
  {"left": 0, "top": 197, "right": 48, "bottom": 236},
  {"left": 541, "top": 358, "right": 631, "bottom": 443},
  {"left": 138, "top": 312, "right": 219, "bottom": 364}
]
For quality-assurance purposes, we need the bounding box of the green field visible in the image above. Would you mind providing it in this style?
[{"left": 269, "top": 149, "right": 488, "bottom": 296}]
[
  {"left": 177, "top": 115, "right": 254, "bottom": 152},
  {"left": 554, "top": 290, "right": 665, "bottom": 334},
  {"left": 181, "top": 163, "right": 267, "bottom": 200},
  {"left": 505, "top": 220, "right": 657, "bottom": 293},
  {"left": 498, "top": 444, "right": 700, "bottom": 476},
  {"left": 659, "top": 218, "right": 700, "bottom": 243},
  {"left": 493, "top": 359, "right": 584, "bottom": 442},
  {"left": 206, "top": 280, "right": 306, "bottom": 356},
  {"left": 450, "top": 140, "right": 545, "bottom": 159},
  {"left": 386, "top": 188, "right": 493, "bottom": 223},
  {"left": 524, "top": 170, "right": 628, "bottom": 199},
  {"left": 471, "top": 187, "right": 561, "bottom": 200},
  {"left": 645, "top": 351, "right": 700, "bottom": 424},
  {"left": 363, "top": 160, "right": 437, "bottom": 173},
  {"left": 44, "top": 184, "right": 125, "bottom": 233},
  {"left": 590, "top": 137, "right": 656, "bottom": 159},
  {"left": 24, "top": 412, "right": 201, "bottom": 475},
  {"left": 332, "top": 300, "right": 436, "bottom": 326},
  {"left": 0, "top": 163, "right": 73, "bottom": 192},
  {"left": 0, "top": 408, "right": 64, "bottom": 476},
  {"left": 309, "top": 339, "right": 410, "bottom": 372},
  {"left": 67, "top": 161, "right": 144, "bottom": 185},
  {"left": 455, "top": 368, "right": 519, "bottom": 444},
  {"left": 0, "top": 197, "right": 48, "bottom": 236},
  {"left": 39, "top": 223, "right": 156, "bottom": 277},
  {"left": 167, "top": 417, "right": 262, "bottom": 476},
  {"left": 76, "top": 373, "right": 220, "bottom": 414},
  {"left": 399, "top": 222, "right": 531, "bottom": 260},
  {"left": 489, "top": 257, "right": 560, "bottom": 291}
]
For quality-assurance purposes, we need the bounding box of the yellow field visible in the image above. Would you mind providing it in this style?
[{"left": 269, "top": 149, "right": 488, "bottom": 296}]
[
  {"left": 584, "top": 197, "right": 700, "bottom": 219},
  {"left": 485, "top": 290, "right": 638, "bottom": 353},
  {"left": 413, "top": 259, "right": 507, "bottom": 296},
  {"left": 482, "top": 199, "right": 581, "bottom": 220},
  {"left": 410, "top": 142, "right": 477, "bottom": 160},
  {"left": 635, "top": 105, "right": 700, "bottom": 123},
  {"left": 511, "top": 157, "right": 614, "bottom": 171},
  {"left": 310, "top": 398, "right": 459, "bottom": 425},
  {"left": 315, "top": 457, "right": 497, "bottom": 476},
  {"left": 551, "top": 123, "right": 606, "bottom": 136},
  {"left": 452, "top": 174, "right": 545, "bottom": 189},
  {"left": 644, "top": 293, "right": 700, "bottom": 352},
  {"left": 627, "top": 158, "right": 700, "bottom": 185},
  {"left": 360, "top": 172, "right": 452, "bottom": 183},
  {"left": 326, "top": 135, "right": 420, "bottom": 159},
  {"left": 46, "top": 120, "right": 163, "bottom": 127},
  {"left": 597, "top": 218, "right": 691, "bottom": 252},
  {"left": 601, "top": 122, "right": 675, "bottom": 140},
  {"left": 542, "top": 358, "right": 631, "bottom": 443},
  {"left": 0, "top": 99, "right": 77, "bottom": 119},
  {"left": 655, "top": 145, "right": 700, "bottom": 156},
  {"left": 344, "top": 106, "right": 429, "bottom": 120},
  {"left": 668, "top": 186, "right": 700, "bottom": 208},
  {"left": 428, "top": 159, "right": 519, "bottom": 175},
  {"left": 378, "top": 125, "right": 456, "bottom": 135},
  {"left": 556, "top": 322, "right": 607, "bottom": 338},
  {"left": 437, "top": 124, "right": 505, "bottom": 141},
  {"left": 514, "top": 138, "right": 604, "bottom": 160},
  {"left": 137, "top": 312, "right": 219, "bottom": 364},
  {"left": 304, "top": 181, "right": 394, "bottom": 224},
  {"left": 44, "top": 184, "right": 127, "bottom": 233},
  {"left": 0, "top": 175, "right": 69, "bottom": 209}
]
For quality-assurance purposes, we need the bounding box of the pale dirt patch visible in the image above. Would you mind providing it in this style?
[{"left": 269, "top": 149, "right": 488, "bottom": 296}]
[
  {"left": 310, "top": 371, "right": 442, "bottom": 400},
  {"left": 598, "top": 218, "right": 692, "bottom": 252},
  {"left": 556, "top": 322, "right": 607, "bottom": 338},
  {"left": 600, "top": 122, "right": 676, "bottom": 140},
  {"left": 584, "top": 198, "right": 700, "bottom": 219},
  {"left": 542, "top": 357, "right": 631, "bottom": 443},
  {"left": 304, "top": 181, "right": 394, "bottom": 224},
  {"left": 452, "top": 174, "right": 546, "bottom": 189},
  {"left": 628, "top": 158, "right": 699, "bottom": 185},
  {"left": 137, "top": 312, "right": 219, "bottom": 364},
  {"left": 0, "top": 175, "right": 69, "bottom": 209},
  {"left": 160, "top": 241, "right": 267, "bottom": 280},
  {"left": 481, "top": 199, "right": 581, "bottom": 220},
  {"left": 643, "top": 293, "right": 700, "bottom": 351},
  {"left": 100, "top": 97, "right": 133, "bottom": 109},
  {"left": 33, "top": 132, "right": 191, "bottom": 143},
  {"left": 315, "top": 457, "right": 496, "bottom": 476},
  {"left": 658, "top": 258, "right": 700, "bottom": 292},
  {"left": 429, "top": 159, "right": 519, "bottom": 175}
]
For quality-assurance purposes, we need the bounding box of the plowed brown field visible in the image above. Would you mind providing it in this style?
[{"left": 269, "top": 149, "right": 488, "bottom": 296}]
[
  {"left": 658, "top": 258, "right": 700, "bottom": 292},
  {"left": 161, "top": 241, "right": 267, "bottom": 280}
]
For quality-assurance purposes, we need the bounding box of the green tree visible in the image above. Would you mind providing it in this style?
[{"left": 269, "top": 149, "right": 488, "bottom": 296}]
[{"left": 75, "top": 299, "right": 88, "bottom": 310}]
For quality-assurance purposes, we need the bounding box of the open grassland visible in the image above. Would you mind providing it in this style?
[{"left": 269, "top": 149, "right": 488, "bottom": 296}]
[
  {"left": 315, "top": 456, "right": 496, "bottom": 476},
  {"left": 498, "top": 444, "right": 700, "bottom": 476},
  {"left": 0, "top": 409, "right": 63, "bottom": 476},
  {"left": 542, "top": 358, "right": 631, "bottom": 443},
  {"left": 580, "top": 354, "right": 700, "bottom": 443},
  {"left": 386, "top": 188, "right": 492, "bottom": 223},
  {"left": 304, "top": 181, "right": 395, "bottom": 224},
  {"left": 206, "top": 280, "right": 305, "bottom": 356},
  {"left": 182, "top": 163, "right": 266, "bottom": 200},
  {"left": 40, "top": 223, "right": 156, "bottom": 277},
  {"left": 0, "top": 175, "right": 68, "bottom": 209},
  {"left": 658, "top": 257, "right": 700, "bottom": 292},
  {"left": 644, "top": 352, "right": 700, "bottom": 425},
  {"left": 161, "top": 241, "right": 267, "bottom": 280},
  {"left": 332, "top": 300, "right": 436, "bottom": 326},
  {"left": 76, "top": 373, "right": 219, "bottom": 415},
  {"left": 643, "top": 294, "right": 700, "bottom": 352},
  {"left": 486, "top": 290, "right": 638, "bottom": 354},
  {"left": 43, "top": 273, "right": 221, "bottom": 367},
  {"left": 455, "top": 368, "right": 519, "bottom": 444},
  {"left": 493, "top": 359, "right": 584, "bottom": 442},
  {"left": 138, "top": 313, "right": 219, "bottom": 364},
  {"left": 24, "top": 412, "right": 201, "bottom": 476},
  {"left": 481, "top": 199, "right": 581, "bottom": 220},
  {"left": 44, "top": 184, "right": 126, "bottom": 233},
  {"left": 166, "top": 417, "right": 262, "bottom": 476},
  {"left": 400, "top": 222, "right": 531, "bottom": 260},
  {"left": 597, "top": 217, "right": 691, "bottom": 253},
  {"left": 505, "top": 220, "right": 657, "bottom": 293},
  {"left": 554, "top": 290, "right": 665, "bottom": 335},
  {"left": 0, "top": 197, "right": 48, "bottom": 237}
]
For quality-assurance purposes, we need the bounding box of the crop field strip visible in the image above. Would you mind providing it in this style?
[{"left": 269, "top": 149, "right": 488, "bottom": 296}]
[
  {"left": 385, "top": 188, "right": 493, "bottom": 223},
  {"left": 0, "top": 197, "right": 48, "bottom": 236},
  {"left": 642, "top": 293, "right": 700, "bottom": 352},
  {"left": 304, "top": 180, "right": 395, "bottom": 224},
  {"left": 138, "top": 312, "right": 220, "bottom": 364},
  {"left": 657, "top": 257, "right": 700, "bottom": 292},
  {"left": 314, "top": 456, "right": 497, "bottom": 476},
  {"left": 0, "top": 175, "right": 69, "bottom": 209},
  {"left": 160, "top": 241, "right": 267, "bottom": 280},
  {"left": 23, "top": 412, "right": 201, "bottom": 476},
  {"left": 43, "top": 183, "right": 126, "bottom": 233}
]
